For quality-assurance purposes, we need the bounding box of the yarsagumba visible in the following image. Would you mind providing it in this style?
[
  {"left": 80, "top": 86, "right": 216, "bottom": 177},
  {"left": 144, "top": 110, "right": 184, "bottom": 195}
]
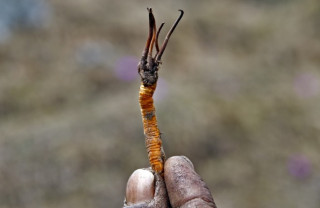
[{"left": 138, "top": 8, "right": 184, "bottom": 173}]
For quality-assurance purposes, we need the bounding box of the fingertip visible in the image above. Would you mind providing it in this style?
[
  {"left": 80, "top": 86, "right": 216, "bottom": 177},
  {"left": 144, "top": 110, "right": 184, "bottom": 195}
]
[
  {"left": 164, "top": 156, "right": 216, "bottom": 208},
  {"left": 168, "top": 155, "right": 194, "bottom": 169},
  {"left": 125, "top": 169, "right": 155, "bottom": 205}
]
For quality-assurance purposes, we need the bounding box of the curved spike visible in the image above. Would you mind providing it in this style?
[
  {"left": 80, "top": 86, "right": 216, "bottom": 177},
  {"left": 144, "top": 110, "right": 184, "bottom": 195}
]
[
  {"left": 156, "top": 10, "right": 184, "bottom": 62},
  {"left": 148, "top": 12, "right": 157, "bottom": 58},
  {"left": 155, "top": 22, "right": 165, "bottom": 57},
  {"left": 142, "top": 8, "right": 155, "bottom": 59}
]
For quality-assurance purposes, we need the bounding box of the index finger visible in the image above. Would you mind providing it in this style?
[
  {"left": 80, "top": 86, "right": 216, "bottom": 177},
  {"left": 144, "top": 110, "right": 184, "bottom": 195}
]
[{"left": 164, "top": 156, "right": 217, "bottom": 208}]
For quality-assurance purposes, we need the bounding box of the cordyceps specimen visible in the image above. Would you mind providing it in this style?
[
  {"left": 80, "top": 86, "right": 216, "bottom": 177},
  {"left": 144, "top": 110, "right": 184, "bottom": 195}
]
[{"left": 138, "top": 8, "right": 184, "bottom": 173}]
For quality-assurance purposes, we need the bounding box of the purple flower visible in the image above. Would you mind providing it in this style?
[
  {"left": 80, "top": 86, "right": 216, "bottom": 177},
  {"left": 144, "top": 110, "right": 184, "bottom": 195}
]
[
  {"left": 114, "top": 56, "right": 139, "bottom": 82},
  {"left": 293, "top": 72, "right": 320, "bottom": 98},
  {"left": 288, "top": 155, "right": 311, "bottom": 179}
]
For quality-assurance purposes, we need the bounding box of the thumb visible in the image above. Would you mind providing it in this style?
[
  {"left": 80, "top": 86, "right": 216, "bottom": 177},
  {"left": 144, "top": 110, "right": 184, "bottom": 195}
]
[{"left": 124, "top": 168, "right": 170, "bottom": 208}]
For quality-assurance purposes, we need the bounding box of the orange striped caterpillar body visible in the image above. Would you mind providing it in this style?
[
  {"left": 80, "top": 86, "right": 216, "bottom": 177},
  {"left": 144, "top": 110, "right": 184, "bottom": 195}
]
[
  {"left": 138, "top": 8, "right": 183, "bottom": 173},
  {"left": 139, "top": 83, "right": 164, "bottom": 173}
]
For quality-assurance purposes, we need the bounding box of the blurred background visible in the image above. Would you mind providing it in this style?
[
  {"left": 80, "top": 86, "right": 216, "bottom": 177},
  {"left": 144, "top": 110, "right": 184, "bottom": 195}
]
[{"left": 0, "top": 0, "right": 320, "bottom": 207}]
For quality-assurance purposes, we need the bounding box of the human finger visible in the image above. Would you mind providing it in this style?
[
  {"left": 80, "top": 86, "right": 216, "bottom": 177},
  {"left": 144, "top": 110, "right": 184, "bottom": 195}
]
[
  {"left": 164, "top": 156, "right": 217, "bottom": 208},
  {"left": 124, "top": 168, "right": 170, "bottom": 208}
]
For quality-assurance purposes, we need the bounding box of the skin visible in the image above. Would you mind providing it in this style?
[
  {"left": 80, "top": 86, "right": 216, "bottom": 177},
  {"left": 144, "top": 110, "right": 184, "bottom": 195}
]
[{"left": 124, "top": 156, "right": 217, "bottom": 208}]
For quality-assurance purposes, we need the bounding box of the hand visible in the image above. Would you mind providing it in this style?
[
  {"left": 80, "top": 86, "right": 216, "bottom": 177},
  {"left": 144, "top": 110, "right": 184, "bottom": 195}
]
[{"left": 124, "top": 156, "right": 217, "bottom": 208}]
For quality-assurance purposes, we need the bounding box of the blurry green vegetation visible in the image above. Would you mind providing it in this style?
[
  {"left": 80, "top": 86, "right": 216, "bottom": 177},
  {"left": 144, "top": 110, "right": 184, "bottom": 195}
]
[{"left": 0, "top": 0, "right": 320, "bottom": 208}]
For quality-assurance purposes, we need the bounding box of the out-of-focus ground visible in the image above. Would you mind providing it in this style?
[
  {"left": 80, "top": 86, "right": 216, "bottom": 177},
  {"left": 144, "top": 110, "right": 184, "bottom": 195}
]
[{"left": 0, "top": 0, "right": 320, "bottom": 207}]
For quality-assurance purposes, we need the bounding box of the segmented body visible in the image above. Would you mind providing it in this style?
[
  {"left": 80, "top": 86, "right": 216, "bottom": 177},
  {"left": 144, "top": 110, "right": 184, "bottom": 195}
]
[{"left": 139, "top": 83, "right": 164, "bottom": 173}]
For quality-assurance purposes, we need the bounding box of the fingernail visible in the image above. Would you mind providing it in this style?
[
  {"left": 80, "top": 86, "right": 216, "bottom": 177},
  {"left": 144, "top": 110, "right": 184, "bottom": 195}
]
[{"left": 125, "top": 169, "right": 155, "bottom": 205}]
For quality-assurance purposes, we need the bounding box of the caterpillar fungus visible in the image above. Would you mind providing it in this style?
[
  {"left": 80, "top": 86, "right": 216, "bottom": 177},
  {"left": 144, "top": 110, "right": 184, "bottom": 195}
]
[{"left": 138, "top": 8, "right": 184, "bottom": 173}]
